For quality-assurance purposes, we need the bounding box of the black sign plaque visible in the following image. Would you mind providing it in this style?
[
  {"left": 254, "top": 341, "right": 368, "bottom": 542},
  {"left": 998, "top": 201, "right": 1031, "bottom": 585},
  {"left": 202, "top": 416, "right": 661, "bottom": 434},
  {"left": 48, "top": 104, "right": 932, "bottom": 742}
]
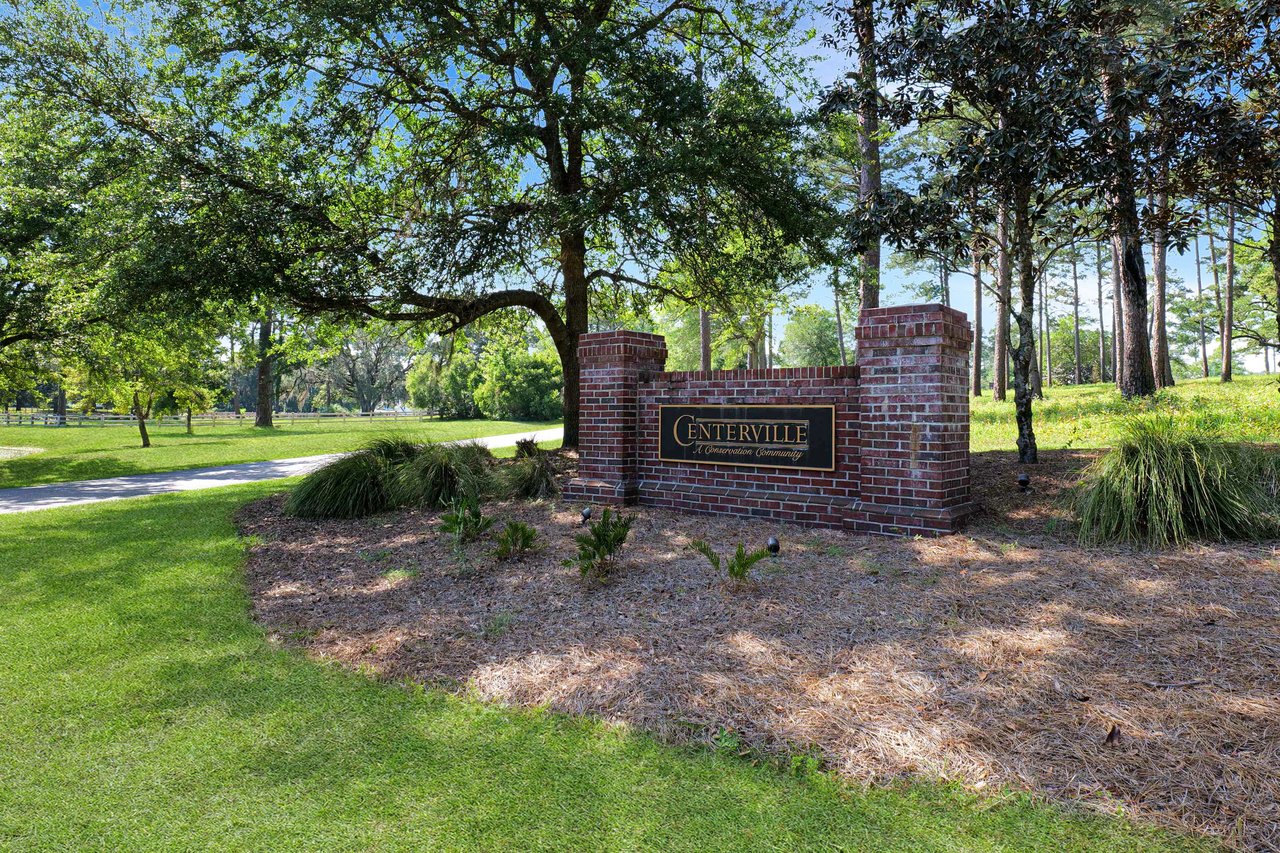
[{"left": 657, "top": 405, "right": 836, "bottom": 471}]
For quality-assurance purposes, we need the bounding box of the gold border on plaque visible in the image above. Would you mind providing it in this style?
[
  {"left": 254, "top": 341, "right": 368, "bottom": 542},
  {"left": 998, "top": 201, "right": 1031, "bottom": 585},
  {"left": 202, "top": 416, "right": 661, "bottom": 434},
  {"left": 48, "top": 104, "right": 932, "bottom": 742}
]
[{"left": 656, "top": 404, "right": 838, "bottom": 472}]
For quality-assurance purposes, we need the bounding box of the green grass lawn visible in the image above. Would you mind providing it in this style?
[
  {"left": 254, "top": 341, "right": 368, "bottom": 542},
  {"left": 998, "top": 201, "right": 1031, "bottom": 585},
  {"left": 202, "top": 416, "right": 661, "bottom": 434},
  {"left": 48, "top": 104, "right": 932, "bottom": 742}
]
[
  {"left": 0, "top": 417, "right": 559, "bottom": 489},
  {"left": 0, "top": 486, "right": 1207, "bottom": 852},
  {"left": 972, "top": 373, "right": 1280, "bottom": 453}
]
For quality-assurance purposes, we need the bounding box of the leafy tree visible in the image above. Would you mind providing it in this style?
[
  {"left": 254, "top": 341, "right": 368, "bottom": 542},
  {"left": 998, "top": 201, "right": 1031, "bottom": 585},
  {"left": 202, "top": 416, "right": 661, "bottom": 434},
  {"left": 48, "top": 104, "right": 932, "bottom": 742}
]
[
  {"left": 0, "top": 0, "right": 824, "bottom": 445},
  {"left": 475, "top": 339, "right": 564, "bottom": 421},
  {"left": 407, "top": 351, "right": 483, "bottom": 420},
  {"left": 778, "top": 305, "right": 843, "bottom": 367},
  {"left": 67, "top": 320, "right": 222, "bottom": 447}
]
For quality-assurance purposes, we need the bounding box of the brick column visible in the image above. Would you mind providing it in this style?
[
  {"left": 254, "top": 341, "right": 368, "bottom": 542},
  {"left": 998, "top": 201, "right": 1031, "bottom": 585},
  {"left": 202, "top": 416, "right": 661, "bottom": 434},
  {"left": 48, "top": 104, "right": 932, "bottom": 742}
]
[
  {"left": 563, "top": 330, "right": 668, "bottom": 505},
  {"left": 847, "top": 304, "right": 974, "bottom": 536}
]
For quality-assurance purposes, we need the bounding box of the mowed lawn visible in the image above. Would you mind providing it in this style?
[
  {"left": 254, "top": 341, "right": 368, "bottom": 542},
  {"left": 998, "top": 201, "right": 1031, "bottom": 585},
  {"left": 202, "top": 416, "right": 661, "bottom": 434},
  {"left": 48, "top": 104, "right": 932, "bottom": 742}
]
[
  {"left": 972, "top": 373, "right": 1279, "bottom": 453},
  {"left": 0, "top": 485, "right": 1206, "bottom": 852},
  {"left": 0, "top": 417, "right": 559, "bottom": 488}
]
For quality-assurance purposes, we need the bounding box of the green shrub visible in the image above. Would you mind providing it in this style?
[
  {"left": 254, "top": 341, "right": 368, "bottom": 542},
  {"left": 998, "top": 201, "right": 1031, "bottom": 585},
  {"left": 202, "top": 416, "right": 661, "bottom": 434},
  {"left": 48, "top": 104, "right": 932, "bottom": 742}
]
[
  {"left": 492, "top": 521, "right": 539, "bottom": 560},
  {"left": 690, "top": 539, "right": 771, "bottom": 583},
  {"left": 475, "top": 343, "right": 563, "bottom": 421},
  {"left": 564, "top": 508, "right": 633, "bottom": 582},
  {"left": 440, "top": 496, "right": 495, "bottom": 545},
  {"left": 500, "top": 454, "right": 560, "bottom": 500},
  {"left": 285, "top": 450, "right": 392, "bottom": 519},
  {"left": 390, "top": 442, "right": 491, "bottom": 509},
  {"left": 406, "top": 351, "right": 483, "bottom": 419},
  {"left": 1073, "top": 414, "right": 1280, "bottom": 547}
]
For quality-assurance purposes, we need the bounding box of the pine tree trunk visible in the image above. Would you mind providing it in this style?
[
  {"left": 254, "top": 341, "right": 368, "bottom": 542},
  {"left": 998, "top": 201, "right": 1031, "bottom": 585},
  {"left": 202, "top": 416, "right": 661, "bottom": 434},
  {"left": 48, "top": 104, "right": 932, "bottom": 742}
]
[
  {"left": 1194, "top": 231, "right": 1209, "bottom": 378},
  {"left": 1011, "top": 189, "right": 1038, "bottom": 464},
  {"left": 971, "top": 238, "right": 983, "bottom": 396},
  {"left": 994, "top": 204, "right": 1011, "bottom": 400},
  {"left": 1269, "top": 202, "right": 1280, "bottom": 370},
  {"left": 853, "top": 0, "right": 881, "bottom": 310},
  {"left": 1102, "top": 48, "right": 1156, "bottom": 398},
  {"left": 1112, "top": 240, "right": 1124, "bottom": 390},
  {"left": 833, "top": 267, "right": 848, "bottom": 367},
  {"left": 1072, "top": 253, "right": 1082, "bottom": 385},
  {"left": 1222, "top": 205, "right": 1235, "bottom": 382},
  {"left": 1096, "top": 241, "right": 1108, "bottom": 382},
  {"left": 255, "top": 309, "right": 274, "bottom": 428},
  {"left": 1150, "top": 186, "right": 1174, "bottom": 388},
  {"left": 699, "top": 308, "right": 712, "bottom": 371}
]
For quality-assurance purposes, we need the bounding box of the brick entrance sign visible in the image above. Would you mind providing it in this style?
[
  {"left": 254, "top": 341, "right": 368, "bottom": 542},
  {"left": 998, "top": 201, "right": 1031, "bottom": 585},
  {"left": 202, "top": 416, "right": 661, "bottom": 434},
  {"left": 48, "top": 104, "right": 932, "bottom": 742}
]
[{"left": 565, "top": 304, "right": 974, "bottom": 536}]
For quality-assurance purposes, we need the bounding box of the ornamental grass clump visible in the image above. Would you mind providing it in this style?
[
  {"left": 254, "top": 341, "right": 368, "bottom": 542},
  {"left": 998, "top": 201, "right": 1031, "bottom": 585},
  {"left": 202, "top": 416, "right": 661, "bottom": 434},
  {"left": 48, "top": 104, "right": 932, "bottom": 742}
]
[
  {"left": 499, "top": 453, "right": 559, "bottom": 500},
  {"left": 285, "top": 449, "right": 393, "bottom": 519},
  {"left": 1073, "top": 414, "right": 1280, "bottom": 547},
  {"left": 389, "top": 441, "right": 493, "bottom": 509}
]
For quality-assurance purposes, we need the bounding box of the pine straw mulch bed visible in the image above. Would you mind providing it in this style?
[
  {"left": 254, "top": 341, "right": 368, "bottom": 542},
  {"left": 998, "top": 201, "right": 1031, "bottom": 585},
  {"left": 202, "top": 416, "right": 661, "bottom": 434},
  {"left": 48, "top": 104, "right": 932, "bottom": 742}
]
[{"left": 237, "top": 450, "right": 1280, "bottom": 851}]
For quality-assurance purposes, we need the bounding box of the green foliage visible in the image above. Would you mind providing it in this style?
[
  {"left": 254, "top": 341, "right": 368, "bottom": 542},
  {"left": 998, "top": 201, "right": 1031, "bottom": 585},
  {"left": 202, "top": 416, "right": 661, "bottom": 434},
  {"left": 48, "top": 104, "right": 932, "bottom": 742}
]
[
  {"left": 499, "top": 454, "right": 560, "bottom": 500},
  {"left": 514, "top": 437, "right": 540, "bottom": 458},
  {"left": 492, "top": 521, "right": 539, "bottom": 561},
  {"left": 440, "top": 496, "right": 495, "bottom": 545},
  {"left": 564, "top": 508, "right": 634, "bottom": 582},
  {"left": 406, "top": 351, "right": 483, "bottom": 419},
  {"left": 690, "top": 539, "right": 771, "bottom": 583},
  {"left": 475, "top": 342, "right": 563, "bottom": 422},
  {"left": 1073, "top": 415, "right": 1280, "bottom": 547},
  {"left": 389, "top": 442, "right": 492, "bottom": 510},
  {"left": 285, "top": 450, "right": 391, "bottom": 519},
  {"left": 777, "top": 305, "right": 843, "bottom": 368}
]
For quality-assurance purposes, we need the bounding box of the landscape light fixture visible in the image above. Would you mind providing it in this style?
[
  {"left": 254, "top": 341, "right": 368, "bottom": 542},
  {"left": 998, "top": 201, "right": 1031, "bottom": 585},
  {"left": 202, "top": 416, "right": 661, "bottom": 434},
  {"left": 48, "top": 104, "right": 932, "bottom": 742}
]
[
  {"left": 766, "top": 536, "right": 780, "bottom": 556},
  {"left": 580, "top": 506, "right": 592, "bottom": 525},
  {"left": 1017, "top": 472, "right": 1030, "bottom": 493}
]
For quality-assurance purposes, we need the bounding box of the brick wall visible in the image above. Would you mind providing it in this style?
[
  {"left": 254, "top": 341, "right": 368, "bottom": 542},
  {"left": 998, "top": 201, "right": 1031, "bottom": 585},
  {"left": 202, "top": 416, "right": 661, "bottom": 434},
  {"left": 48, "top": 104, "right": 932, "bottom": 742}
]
[{"left": 563, "top": 303, "right": 973, "bottom": 537}]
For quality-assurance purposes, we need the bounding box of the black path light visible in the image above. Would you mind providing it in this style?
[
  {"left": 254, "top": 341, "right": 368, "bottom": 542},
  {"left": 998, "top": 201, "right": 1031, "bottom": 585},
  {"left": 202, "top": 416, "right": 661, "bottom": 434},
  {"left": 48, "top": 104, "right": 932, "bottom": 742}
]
[
  {"left": 766, "top": 536, "right": 780, "bottom": 556},
  {"left": 580, "top": 506, "right": 593, "bottom": 525},
  {"left": 1017, "top": 472, "right": 1031, "bottom": 493}
]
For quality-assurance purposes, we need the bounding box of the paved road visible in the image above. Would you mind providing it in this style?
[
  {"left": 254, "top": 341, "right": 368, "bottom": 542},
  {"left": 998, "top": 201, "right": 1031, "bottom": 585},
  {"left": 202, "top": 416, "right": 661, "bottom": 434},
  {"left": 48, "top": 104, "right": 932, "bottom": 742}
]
[{"left": 0, "top": 427, "right": 564, "bottom": 514}]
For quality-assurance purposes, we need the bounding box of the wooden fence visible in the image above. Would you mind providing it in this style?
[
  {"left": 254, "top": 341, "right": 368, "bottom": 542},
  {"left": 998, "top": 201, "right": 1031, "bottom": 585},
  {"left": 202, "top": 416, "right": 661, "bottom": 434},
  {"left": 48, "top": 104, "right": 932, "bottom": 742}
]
[{"left": 0, "top": 411, "right": 439, "bottom": 427}]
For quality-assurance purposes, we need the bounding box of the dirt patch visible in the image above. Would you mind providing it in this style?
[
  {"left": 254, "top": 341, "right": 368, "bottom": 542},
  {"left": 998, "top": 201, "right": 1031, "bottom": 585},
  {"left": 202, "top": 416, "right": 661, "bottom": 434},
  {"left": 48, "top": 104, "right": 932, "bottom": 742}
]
[
  {"left": 238, "top": 450, "right": 1280, "bottom": 850},
  {"left": 0, "top": 446, "right": 41, "bottom": 461}
]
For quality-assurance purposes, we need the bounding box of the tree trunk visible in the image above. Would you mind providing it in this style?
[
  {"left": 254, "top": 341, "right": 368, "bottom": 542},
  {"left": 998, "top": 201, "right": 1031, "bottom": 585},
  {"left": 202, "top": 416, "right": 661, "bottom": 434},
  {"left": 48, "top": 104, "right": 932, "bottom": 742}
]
[
  {"left": 1208, "top": 222, "right": 1224, "bottom": 371},
  {"left": 1222, "top": 204, "right": 1235, "bottom": 382},
  {"left": 699, "top": 308, "right": 712, "bottom": 371},
  {"left": 833, "top": 266, "right": 848, "bottom": 367},
  {"left": 1072, "top": 252, "right": 1082, "bottom": 384},
  {"left": 994, "top": 204, "right": 1011, "bottom": 400},
  {"left": 255, "top": 309, "right": 274, "bottom": 428},
  {"left": 53, "top": 386, "right": 67, "bottom": 426},
  {"left": 971, "top": 238, "right": 983, "bottom": 396},
  {"left": 1150, "top": 186, "right": 1174, "bottom": 387},
  {"left": 1011, "top": 189, "right": 1038, "bottom": 464},
  {"left": 186, "top": 406, "right": 193, "bottom": 435},
  {"left": 560, "top": 228, "right": 590, "bottom": 446},
  {"left": 1112, "top": 240, "right": 1125, "bottom": 390},
  {"left": 1269, "top": 201, "right": 1280, "bottom": 370},
  {"left": 1194, "top": 231, "right": 1209, "bottom": 378},
  {"left": 1032, "top": 272, "right": 1044, "bottom": 398},
  {"left": 853, "top": 0, "right": 881, "bottom": 309},
  {"left": 133, "top": 391, "right": 151, "bottom": 449},
  {"left": 1096, "top": 241, "right": 1108, "bottom": 382},
  {"left": 1102, "top": 48, "right": 1156, "bottom": 398}
]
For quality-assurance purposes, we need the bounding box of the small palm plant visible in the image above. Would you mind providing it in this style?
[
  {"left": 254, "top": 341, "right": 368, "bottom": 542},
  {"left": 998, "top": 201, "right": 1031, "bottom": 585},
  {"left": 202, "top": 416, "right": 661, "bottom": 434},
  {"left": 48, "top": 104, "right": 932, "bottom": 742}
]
[
  {"left": 690, "top": 539, "right": 771, "bottom": 586},
  {"left": 564, "top": 508, "right": 633, "bottom": 582},
  {"left": 492, "top": 521, "right": 539, "bottom": 560},
  {"left": 440, "top": 496, "right": 494, "bottom": 546}
]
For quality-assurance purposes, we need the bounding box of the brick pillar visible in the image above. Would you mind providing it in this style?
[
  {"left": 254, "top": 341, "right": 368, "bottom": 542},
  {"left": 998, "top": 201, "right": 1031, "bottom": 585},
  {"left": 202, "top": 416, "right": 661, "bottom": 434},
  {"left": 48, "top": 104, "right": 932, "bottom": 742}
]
[
  {"left": 847, "top": 304, "right": 974, "bottom": 536},
  {"left": 563, "top": 330, "right": 668, "bottom": 505}
]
